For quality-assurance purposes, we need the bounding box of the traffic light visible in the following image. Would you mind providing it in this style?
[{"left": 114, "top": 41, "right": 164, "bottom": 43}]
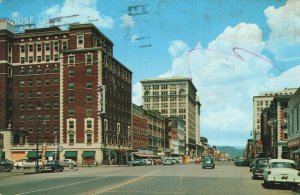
[{"left": 97, "top": 84, "right": 106, "bottom": 115}]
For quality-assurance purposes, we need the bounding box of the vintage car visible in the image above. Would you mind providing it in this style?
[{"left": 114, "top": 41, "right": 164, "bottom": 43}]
[
  {"left": 60, "top": 159, "right": 77, "bottom": 168},
  {"left": 127, "top": 159, "right": 147, "bottom": 166},
  {"left": 162, "top": 159, "right": 174, "bottom": 165},
  {"left": 202, "top": 156, "right": 215, "bottom": 169},
  {"left": 252, "top": 158, "right": 270, "bottom": 179},
  {"left": 263, "top": 159, "right": 300, "bottom": 188},
  {"left": 41, "top": 160, "right": 64, "bottom": 172},
  {"left": 0, "top": 159, "right": 13, "bottom": 172}
]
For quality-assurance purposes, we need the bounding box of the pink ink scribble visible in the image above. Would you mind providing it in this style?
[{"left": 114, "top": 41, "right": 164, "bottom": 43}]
[{"left": 186, "top": 47, "right": 281, "bottom": 80}]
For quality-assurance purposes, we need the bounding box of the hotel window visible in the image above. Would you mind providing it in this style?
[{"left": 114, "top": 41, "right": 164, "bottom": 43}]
[
  {"left": 36, "top": 92, "right": 42, "bottom": 98},
  {"left": 152, "top": 85, "right": 159, "bottom": 90},
  {"left": 20, "top": 115, "right": 25, "bottom": 122},
  {"left": 54, "top": 54, "right": 59, "bottom": 61},
  {"left": 86, "top": 67, "right": 93, "bottom": 76},
  {"left": 170, "top": 96, "right": 176, "bottom": 101},
  {"left": 69, "top": 121, "right": 75, "bottom": 129},
  {"left": 153, "top": 97, "right": 159, "bottom": 102},
  {"left": 77, "top": 34, "right": 84, "bottom": 48},
  {"left": 69, "top": 82, "right": 75, "bottom": 90},
  {"left": 86, "top": 54, "right": 92, "bottom": 65},
  {"left": 45, "top": 42, "right": 50, "bottom": 51},
  {"left": 153, "top": 91, "right": 159, "bottom": 96},
  {"left": 28, "top": 56, "right": 33, "bottom": 63},
  {"left": 28, "top": 80, "right": 33, "bottom": 87},
  {"left": 28, "top": 69, "right": 33, "bottom": 75},
  {"left": 45, "top": 55, "right": 50, "bottom": 62},
  {"left": 20, "top": 57, "right": 25, "bottom": 64},
  {"left": 161, "top": 97, "right": 168, "bottom": 102},
  {"left": 28, "top": 45, "right": 33, "bottom": 52},
  {"left": 45, "top": 102, "right": 50, "bottom": 109},
  {"left": 37, "top": 102, "right": 42, "bottom": 110},
  {"left": 86, "top": 94, "right": 92, "bottom": 102},
  {"left": 37, "top": 68, "right": 42, "bottom": 74},
  {"left": 37, "top": 44, "right": 42, "bottom": 52},
  {"left": 53, "top": 91, "right": 59, "bottom": 97},
  {"left": 53, "top": 78, "right": 59, "bottom": 85},
  {"left": 62, "top": 41, "right": 68, "bottom": 50},
  {"left": 37, "top": 56, "right": 41, "bottom": 62},
  {"left": 69, "top": 134, "right": 74, "bottom": 144},
  {"left": 69, "top": 69, "right": 74, "bottom": 77},
  {"left": 161, "top": 84, "right": 168, "bottom": 89},
  {"left": 69, "top": 94, "right": 74, "bottom": 103},
  {"left": 28, "top": 92, "right": 33, "bottom": 98},
  {"left": 69, "top": 108, "right": 75, "bottom": 116},
  {"left": 19, "top": 103, "right": 25, "bottom": 110},
  {"left": 68, "top": 55, "right": 75, "bottom": 65},
  {"left": 20, "top": 45, "right": 25, "bottom": 53},
  {"left": 28, "top": 115, "right": 33, "bottom": 121},
  {"left": 20, "top": 69, "right": 25, "bottom": 75},
  {"left": 54, "top": 66, "right": 59, "bottom": 73},
  {"left": 44, "top": 114, "right": 50, "bottom": 121},
  {"left": 86, "top": 108, "right": 92, "bottom": 116},
  {"left": 28, "top": 103, "right": 33, "bottom": 110},
  {"left": 86, "top": 134, "right": 92, "bottom": 144},
  {"left": 86, "top": 120, "right": 92, "bottom": 128},
  {"left": 86, "top": 82, "right": 92, "bottom": 89},
  {"left": 36, "top": 79, "right": 42, "bottom": 86},
  {"left": 45, "top": 67, "right": 50, "bottom": 73},
  {"left": 45, "top": 92, "right": 50, "bottom": 99},
  {"left": 54, "top": 114, "right": 59, "bottom": 121},
  {"left": 45, "top": 79, "right": 50, "bottom": 86},
  {"left": 20, "top": 92, "right": 24, "bottom": 99},
  {"left": 54, "top": 42, "right": 59, "bottom": 51},
  {"left": 53, "top": 102, "right": 59, "bottom": 109}
]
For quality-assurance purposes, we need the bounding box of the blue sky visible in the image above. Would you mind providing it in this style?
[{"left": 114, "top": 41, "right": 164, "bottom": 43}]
[{"left": 1, "top": 0, "right": 300, "bottom": 147}]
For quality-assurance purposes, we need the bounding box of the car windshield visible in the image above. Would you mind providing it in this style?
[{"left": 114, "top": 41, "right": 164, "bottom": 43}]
[
  {"left": 270, "top": 162, "right": 296, "bottom": 169},
  {"left": 257, "top": 159, "right": 269, "bottom": 164}
]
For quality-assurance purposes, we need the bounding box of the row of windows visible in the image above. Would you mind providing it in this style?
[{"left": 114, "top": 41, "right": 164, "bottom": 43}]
[
  {"left": 68, "top": 54, "right": 93, "bottom": 65},
  {"left": 144, "top": 96, "right": 186, "bottom": 102},
  {"left": 19, "top": 102, "right": 59, "bottom": 110},
  {"left": 67, "top": 108, "right": 94, "bottom": 116},
  {"left": 19, "top": 114, "right": 59, "bottom": 122},
  {"left": 20, "top": 41, "right": 68, "bottom": 53},
  {"left": 20, "top": 78, "right": 59, "bottom": 87},
  {"left": 20, "top": 91, "right": 59, "bottom": 98},
  {"left": 19, "top": 66, "right": 59, "bottom": 75},
  {"left": 20, "top": 54, "right": 59, "bottom": 64}
]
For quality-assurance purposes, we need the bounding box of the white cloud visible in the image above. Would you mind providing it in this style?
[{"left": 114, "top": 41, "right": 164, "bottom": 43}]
[
  {"left": 130, "top": 34, "right": 139, "bottom": 42},
  {"left": 38, "top": 0, "right": 113, "bottom": 29},
  {"left": 264, "top": 0, "right": 300, "bottom": 61},
  {"left": 132, "top": 82, "right": 142, "bottom": 105},
  {"left": 120, "top": 14, "right": 135, "bottom": 29},
  {"left": 11, "top": 11, "right": 20, "bottom": 18},
  {"left": 168, "top": 40, "right": 189, "bottom": 58},
  {"left": 148, "top": 22, "right": 300, "bottom": 146}
]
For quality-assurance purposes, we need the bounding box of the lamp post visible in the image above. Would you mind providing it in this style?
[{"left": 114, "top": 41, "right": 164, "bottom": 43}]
[
  {"left": 118, "top": 131, "right": 121, "bottom": 167},
  {"left": 35, "top": 116, "right": 40, "bottom": 172},
  {"left": 54, "top": 131, "right": 58, "bottom": 161}
]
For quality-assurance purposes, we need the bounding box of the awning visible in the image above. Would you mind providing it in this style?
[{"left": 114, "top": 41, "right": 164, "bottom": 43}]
[
  {"left": 82, "top": 151, "right": 95, "bottom": 158},
  {"left": 44, "top": 151, "right": 56, "bottom": 157},
  {"left": 27, "top": 151, "right": 41, "bottom": 158},
  {"left": 64, "top": 151, "right": 78, "bottom": 158},
  {"left": 293, "top": 148, "right": 300, "bottom": 154},
  {"left": 110, "top": 151, "right": 117, "bottom": 157},
  {"left": 134, "top": 153, "right": 157, "bottom": 158}
]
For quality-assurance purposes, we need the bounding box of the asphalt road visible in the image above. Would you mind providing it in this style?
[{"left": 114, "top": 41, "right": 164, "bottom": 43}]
[{"left": 0, "top": 161, "right": 299, "bottom": 195}]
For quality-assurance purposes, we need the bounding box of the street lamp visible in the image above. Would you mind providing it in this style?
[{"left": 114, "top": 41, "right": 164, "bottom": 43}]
[
  {"left": 35, "top": 116, "right": 41, "bottom": 172},
  {"left": 54, "top": 131, "right": 58, "bottom": 161}
]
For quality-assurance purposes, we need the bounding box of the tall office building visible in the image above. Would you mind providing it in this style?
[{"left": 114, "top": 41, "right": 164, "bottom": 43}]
[{"left": 141, "top": 77, "right": 201, "bottom": 156}]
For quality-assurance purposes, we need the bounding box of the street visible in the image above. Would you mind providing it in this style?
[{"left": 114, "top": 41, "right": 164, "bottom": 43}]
[{"left": 0, "top": 161, "right": 298, "bottom": 195}]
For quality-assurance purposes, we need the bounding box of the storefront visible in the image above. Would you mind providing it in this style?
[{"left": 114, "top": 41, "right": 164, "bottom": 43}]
[
  {"left": 82, "top": 151, "right": 95, "bottom": 165},
  {"left": 64, "top": 151, "right": 78, "bottom": 161}
]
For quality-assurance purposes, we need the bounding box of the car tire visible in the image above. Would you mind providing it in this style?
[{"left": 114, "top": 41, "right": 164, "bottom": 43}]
[{"left": 263, "top": 180, "right": 270, "bottom": 188}]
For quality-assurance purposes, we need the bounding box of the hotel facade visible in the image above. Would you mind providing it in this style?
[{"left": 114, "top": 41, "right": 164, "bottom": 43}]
[{"left": 0, "top": 21, "right": 132, "bottom": 165}]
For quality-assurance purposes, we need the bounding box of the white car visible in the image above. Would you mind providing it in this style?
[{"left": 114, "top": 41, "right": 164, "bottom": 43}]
[{"left": 263, "top": 159, "right": 300, "bottom": 188}]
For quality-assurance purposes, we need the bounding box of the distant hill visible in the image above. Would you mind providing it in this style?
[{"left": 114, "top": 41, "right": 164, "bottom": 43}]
[{"left": 216, "top": 146, "right": 244, "bottom": 159}]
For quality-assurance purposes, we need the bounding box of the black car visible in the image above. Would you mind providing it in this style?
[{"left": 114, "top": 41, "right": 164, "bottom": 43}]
[
  {"left": 252, "top": 158, "right": 269, "bottom": 179},
  {"left": 42, "top": 160, "right": 64, "bottom": 172},
  {"left": 0, "top": 160, "right": 13, "bottom": 172},
  {"left": 202, "top": 156, "right": 215, "bottom": 169}
]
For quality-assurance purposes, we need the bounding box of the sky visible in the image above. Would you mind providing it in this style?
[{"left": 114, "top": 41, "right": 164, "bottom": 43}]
[{"left": 1, "top": 0, "right": 300, "bottom": 148}]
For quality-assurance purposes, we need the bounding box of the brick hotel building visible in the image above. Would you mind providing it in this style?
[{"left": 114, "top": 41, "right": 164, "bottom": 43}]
[{"left": 0, "top": 21, "right": 132, "bottom": 165}]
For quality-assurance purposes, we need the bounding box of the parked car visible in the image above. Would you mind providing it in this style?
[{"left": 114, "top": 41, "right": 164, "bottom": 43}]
[
  {"left": 141, "top": 159, "right": 152, "bottom": 165},
  {"left": 42, "top": 160, "right": 64, "bottom": 172},
  {"left": 0, "top": 159, "right": 13, "bottom": 172},
  {"left": 60, "top": 159, "right": 77, "bottom": 168},
  {"left": 252, "top": 157, "right": 270, "bottom": 179},
  {"left": 153, "top": 159, "right": 162, "bottom": 165},
  {"left": 263, "top": 159, "right": 300, "bottom": 188},
  {"left": 235, "top": 159, "right": 250, "bottom": 166},
  {"left": 14, "top": 159, "right": 43, "bottom": 169},
  {"left": 162, "top": 159, "right": 174, "bottom": 165},
  {"left": 202, "top": 156, "right": 215, "bottom": 169},
  {"left": 127, "top": 159, "right": 146, "bottom": 166}
]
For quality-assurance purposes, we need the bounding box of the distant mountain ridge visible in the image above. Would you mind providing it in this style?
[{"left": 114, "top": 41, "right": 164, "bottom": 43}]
[{"left": 216, "top": 146, "right": 244, "bottom": 159}]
